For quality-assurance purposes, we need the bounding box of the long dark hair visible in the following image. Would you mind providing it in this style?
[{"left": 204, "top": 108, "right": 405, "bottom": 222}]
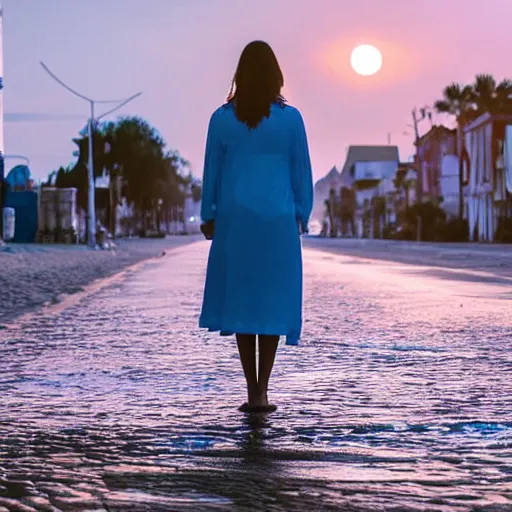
[{"left": 227, "top": 41, "right": 286, "bottom": 129}]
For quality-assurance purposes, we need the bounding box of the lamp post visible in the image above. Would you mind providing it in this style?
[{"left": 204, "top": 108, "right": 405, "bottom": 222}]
[
  {"left": 157, "top": 198, "right": 163, "bottom": 235},
  {"left": 40, "top": 62, "right": 141, "bottom": 246}
]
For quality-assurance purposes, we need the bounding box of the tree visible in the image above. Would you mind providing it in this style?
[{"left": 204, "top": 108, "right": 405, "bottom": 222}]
[
  {"left": 106, "top": 117, "right": 165, "bottom": 220},
  {"left": 472, "top": 74, "right": 512, "bottom": 116},
  {"left": 190, "top": 181, "right": 201, "bottom": 203},
  {"left": 47, "top": 116, "right": 189, "bottom": 239},
  {"left": 89, "top": 117, "right": 188, "bottom": 235},
  {"left": 406, "top": 201, "right": 446, "bottom": 242},
  {"left": 150, "top": 154, "right": 188, "bottom": 233},
  {"left": 339, "top": 186, "right": 355, "bottom": 237},
  {"left": 434, "top": 83, "right": 475, "bottom": 124}
]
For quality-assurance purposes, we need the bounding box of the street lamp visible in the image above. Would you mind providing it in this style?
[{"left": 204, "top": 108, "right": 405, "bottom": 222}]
[{"left": 40, "top": 62, "right": 141, "bottom": 247}]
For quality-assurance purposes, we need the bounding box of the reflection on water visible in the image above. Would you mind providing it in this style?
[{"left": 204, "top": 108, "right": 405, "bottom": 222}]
[{"left": 0, "top": 242, "right": 511, "bottom": 511}]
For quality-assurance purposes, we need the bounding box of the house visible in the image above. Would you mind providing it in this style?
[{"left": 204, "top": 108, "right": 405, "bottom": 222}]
[
  {"left": 312, "top": 166, "right": 342, "bottom": 221},
  {"left": 339, "top": 145, "right": 400, "bottom": 238},
  {"left": 415, "top": 125, "right": 458, "bottom": 214},
  {"left": 463, "top": 112, "right": 512, "bottom": 242}
]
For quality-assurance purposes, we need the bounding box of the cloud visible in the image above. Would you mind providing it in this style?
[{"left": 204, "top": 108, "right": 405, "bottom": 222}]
[{"left": 4, "top": 113, "right": 85, "bottom": 123}]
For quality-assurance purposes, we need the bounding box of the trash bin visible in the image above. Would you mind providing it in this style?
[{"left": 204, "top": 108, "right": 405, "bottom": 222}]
[
  {"left": 97, "top": 226, "right": 107, "bottom": 246},
  {"left": 2, "top": 207, "right": 15, "bottom": 241}
]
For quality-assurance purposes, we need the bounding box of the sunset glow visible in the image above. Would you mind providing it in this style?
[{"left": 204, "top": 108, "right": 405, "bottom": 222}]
[
  {"left": 350, "top": 44, "right": 382, "bottom": 76},
  {"left": 7, "top": 1, "right": 512, "bottom": 184}
]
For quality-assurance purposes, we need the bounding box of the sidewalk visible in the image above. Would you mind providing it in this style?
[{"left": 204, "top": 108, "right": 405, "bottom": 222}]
[
  {"left": 303, "top": 236, "right": 512, "bottom": 278},
  {"left": 0, "top": 236, "right": 202, "bottom": 325}
]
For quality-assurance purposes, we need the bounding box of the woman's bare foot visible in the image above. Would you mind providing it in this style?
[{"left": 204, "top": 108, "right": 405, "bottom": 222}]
[
  {"left": 251, "top": 387, "right": 270, "bottom": 407},
  {"left": 239, "top": 386, "right": 277, "bottom": 413},
  {"left": 247, "top": 385, "right": 261, "bottom": 407}
]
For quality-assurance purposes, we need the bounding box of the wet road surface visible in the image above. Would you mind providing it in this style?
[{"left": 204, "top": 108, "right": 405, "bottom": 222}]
[{"left": 1, "top": 240, "right": 511, "bottom": 511}]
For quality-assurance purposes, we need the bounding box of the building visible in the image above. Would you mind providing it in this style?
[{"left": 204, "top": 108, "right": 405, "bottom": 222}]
[
  {"left": 463, "top": 112, "right": 512, "bottom": 242},
  {"left": 415, "top": 125, "right": 458, "bottom": 208},
  {"left": 339, "top": 145, "right": 400, "bottom": 238}
]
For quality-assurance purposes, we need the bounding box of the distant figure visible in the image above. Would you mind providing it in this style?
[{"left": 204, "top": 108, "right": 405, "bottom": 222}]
[
  {"left": 199, "top": 41, "right": 314, "bottom": 413},
  {"left": 320, "top": 216, "right": 329, "bottom": 237}
]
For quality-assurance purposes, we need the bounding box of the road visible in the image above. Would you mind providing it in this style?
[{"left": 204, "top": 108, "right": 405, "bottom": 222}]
[{"left": 0, "top": 239, "right": 511, "bottom": 511}]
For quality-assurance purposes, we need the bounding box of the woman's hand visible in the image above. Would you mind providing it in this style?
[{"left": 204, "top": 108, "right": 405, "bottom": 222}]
[
  {"left": 298, "top": 220, "right": 308, "bottom": 236},
  {"left": 200, "top": 220, "right": 215, "bottom": 240}
]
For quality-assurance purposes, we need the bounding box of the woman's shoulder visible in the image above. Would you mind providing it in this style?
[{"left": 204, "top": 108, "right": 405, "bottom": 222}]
[
  {"left": 277, "top": 103, "right": 304, "bottom": 124},
  {"left": 208, "top": 100, "right": 303, "bottom": 126},
  {"left": 206, "top": 103, "right": 234, "bottom": 131},
  {"left": 211, "top": 102, "right": 233, "bottom": 118}
]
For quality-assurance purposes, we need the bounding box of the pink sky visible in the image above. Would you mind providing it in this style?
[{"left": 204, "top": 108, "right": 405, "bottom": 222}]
[{"left": 5, "top": 0, "right": 512, "bottom": 181}]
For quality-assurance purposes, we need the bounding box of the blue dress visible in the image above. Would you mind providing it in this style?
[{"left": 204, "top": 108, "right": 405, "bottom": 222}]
[{"left": 199, "top": 101, "right": 314, "bottom": 345}]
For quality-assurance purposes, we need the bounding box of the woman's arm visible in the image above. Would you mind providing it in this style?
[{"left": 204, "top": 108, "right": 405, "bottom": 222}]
[
  {"left": 290, "top": 108, "right": 314, "bottom": 233},
  {"left": 200, "top": 110, "right": 224, "bottom": 223}
]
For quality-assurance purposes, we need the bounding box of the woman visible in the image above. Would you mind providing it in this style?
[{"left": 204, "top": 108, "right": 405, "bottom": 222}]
[{"left": 199, "top": 41, "right": 313, "bottom": 413}]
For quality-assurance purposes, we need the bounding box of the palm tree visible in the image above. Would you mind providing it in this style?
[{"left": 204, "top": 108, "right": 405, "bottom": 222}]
[
  {"left": 472, "top": 74, "right": 512, "bottom": 115},
  {"left": 434, "top": 83, "right": 475, "bottom": 122},
  {"left": 434, "top": 83, "right": 475, "bottom": 220}
]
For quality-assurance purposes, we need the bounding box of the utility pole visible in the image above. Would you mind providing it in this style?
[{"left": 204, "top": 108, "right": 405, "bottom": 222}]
[
  {"left": 412, "top": 106, "right": 430, "bottom": 242},
  {"left": 40, "top": 62, "right": 141, "bottom": 247}
]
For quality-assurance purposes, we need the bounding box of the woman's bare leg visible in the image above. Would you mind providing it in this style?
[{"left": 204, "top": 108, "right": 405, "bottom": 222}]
[
  {"left": 236, "top": 334, "right": 258, "bottom": 405},
  {"left": 257, "top": 335, "right": 280, "bottom": 406}
]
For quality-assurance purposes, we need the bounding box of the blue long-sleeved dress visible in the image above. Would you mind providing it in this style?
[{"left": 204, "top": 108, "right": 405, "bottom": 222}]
[{"left": 199, "top": 101, "right": 314, "bottom": 345}]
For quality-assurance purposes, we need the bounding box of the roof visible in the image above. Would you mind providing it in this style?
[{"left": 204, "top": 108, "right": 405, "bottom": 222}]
[
  {"left": 340, "top": 145, "right": 399, "bottom": 178},
  {"left": 415, "top": 125, "right": 456, "bottom": 146},
  {"left": 463, "top": 111, "right": 512, "bottom": 133},
  {"left": 313, "top": 166, "right": 341, "bottom": 191},
  {"left": 324, "top": 166, "right": 341, "bottom": 181}
]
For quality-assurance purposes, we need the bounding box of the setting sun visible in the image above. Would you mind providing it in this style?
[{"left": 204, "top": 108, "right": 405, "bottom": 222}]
[{"left": 350, "top": 44, "right": 382, "bottom": 76}]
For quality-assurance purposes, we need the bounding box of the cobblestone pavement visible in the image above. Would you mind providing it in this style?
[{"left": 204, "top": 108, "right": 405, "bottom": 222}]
[{"left": 0, "top": 240, "right": 511, "bottom": 511}]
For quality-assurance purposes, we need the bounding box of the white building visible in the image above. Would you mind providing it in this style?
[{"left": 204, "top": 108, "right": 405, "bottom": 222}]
[
  {"left": 463, "top": 112, "right": 512, "bottom": 242},
  {"left": 340, "top": 146, "right": 400, "bottom": 238}
]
